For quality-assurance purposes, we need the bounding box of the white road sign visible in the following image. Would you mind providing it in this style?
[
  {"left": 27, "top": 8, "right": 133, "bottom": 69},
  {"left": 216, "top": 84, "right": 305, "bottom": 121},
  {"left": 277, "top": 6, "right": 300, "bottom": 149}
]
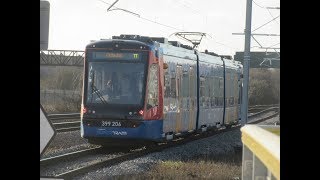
[{"left": 40, "top": 104, "right": 56, "bottom": 156}]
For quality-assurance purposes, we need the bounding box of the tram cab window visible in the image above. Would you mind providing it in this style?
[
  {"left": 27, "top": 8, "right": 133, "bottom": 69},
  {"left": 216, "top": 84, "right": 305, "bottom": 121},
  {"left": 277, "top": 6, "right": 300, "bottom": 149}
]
[{"left": 147, "top": 64, "right": 159, "bottom": 109}]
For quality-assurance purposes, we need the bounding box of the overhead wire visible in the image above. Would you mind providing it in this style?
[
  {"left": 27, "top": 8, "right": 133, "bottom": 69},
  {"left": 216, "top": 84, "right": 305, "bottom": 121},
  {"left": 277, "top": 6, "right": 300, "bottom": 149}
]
[
  {"left": 267, "top": 9, "right": 280, "bottom": 24},
  {"left": 252, "top": 0, "right": 265, "bottom": 8},
  {"left": 268, "top": 42, "right": 280, "bottom": 48},
  {"left": 97, "top": 0, "right": 185, "bottom": 31},
  {"left": 173, "top": 0, "right": 203, "bottom": 15},
  {"left": 97, "top": 0, "right": 237, "bottom": 54},
  {"left": 252, "top": 15, "right": 280, "bottom": 32},
  {"left": 253, "top": 0, "right": 280, "bottom": 24}
]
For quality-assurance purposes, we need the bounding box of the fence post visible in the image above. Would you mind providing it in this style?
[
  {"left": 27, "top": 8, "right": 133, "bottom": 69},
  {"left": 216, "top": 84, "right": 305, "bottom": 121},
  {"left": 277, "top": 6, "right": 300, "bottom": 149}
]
[{"left": 242, "top": 145, "right": 253, "bottom": 180}]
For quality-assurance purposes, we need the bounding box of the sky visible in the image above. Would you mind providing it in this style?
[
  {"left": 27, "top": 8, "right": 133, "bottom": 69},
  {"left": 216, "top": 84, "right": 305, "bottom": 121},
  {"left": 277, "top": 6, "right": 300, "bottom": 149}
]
[{"left": 46, "top": 0, "right": 280, "bottom": 56}]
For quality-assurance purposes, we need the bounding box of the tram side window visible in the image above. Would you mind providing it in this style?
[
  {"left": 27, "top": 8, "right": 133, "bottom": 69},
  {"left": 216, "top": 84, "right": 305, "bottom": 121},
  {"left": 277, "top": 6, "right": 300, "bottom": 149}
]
[
  {"left": 213, "top": 77, "right": 219, "bottom": 107},
  {"left": 164, "top": 70, "right": 170, "bottom": 98},
  {"left": 170, "top": 76, "right": 176, "bottom": 98},
  {"left": 189, "top": 66, "right": 195, "bottom": 101},
  {"left": 216, "top": 97, "right": 219, "bottom": 107},
  {"left": 234, "top": 75, "right": 238, "bottom": 105},
  {"left": 200, "top": 77, "right": 205, "bottom": 95},
  {"left": 238, "top": 90, "right": 241, "bottom": 105},
  {"left": 182, "top": 73, "right": 189, "bottom": 97},
  {"left": 219, "top": 77, "right": 224, "bottom": 89},
  {"left": 147, "top": 64, "right": 159, "bottom": 109},
  {"left": 205, "top": 77, "right": 210, "bottom": 108},
  {"left": 230, "top": 97, "right": 234, "bottom": 106},
  {"left": 200, "top": 77, "right": 205, "bottom": 107},
  {"left": 220, "top": 97, "right": 224, "bottom": 106},
  {"left": 209, "top": 77, "right": 215, "bottom": 107},
  {"left": 224, "top": 97, "right": 229, "bottom": 107}
]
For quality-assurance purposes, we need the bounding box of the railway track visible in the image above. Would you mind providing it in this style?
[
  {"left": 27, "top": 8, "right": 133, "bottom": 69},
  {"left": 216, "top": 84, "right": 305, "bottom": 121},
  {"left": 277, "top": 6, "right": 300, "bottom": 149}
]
[
  {"left": 41, "top": 108, "right": 279, "bottom": 179},
  {"left": 48, "top": 104, "right": 278, "bottom": 121},
  {"left": 52, "top": 121, "right": 80, "bottom": 132},
  {"left": 248, "top": 104, "right": 279, "bottom": 113},
  {"left": 49, "top": 104, "right": 279, "bottom": 133},
  {"left": 48, "top": 113, "right": 80, "bottom": 121},
  {"left": 248, "top": 106, "right": 279, "bottom": 119},
  {"left": 40, "top": 147, "right": 103, "bottom": 167},
  {"left": 41, "top": 125, "right": 241, "bottom": 179},
  {"left": 248, "top": 109, "right": 280, "bottom": 125},
  {"left": 48, "top": 113, "right": 80, "bottom": 132}
]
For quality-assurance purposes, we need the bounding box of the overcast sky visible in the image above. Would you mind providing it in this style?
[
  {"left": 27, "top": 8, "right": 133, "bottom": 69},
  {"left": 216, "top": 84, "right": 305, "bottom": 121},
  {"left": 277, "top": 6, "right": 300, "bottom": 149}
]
[{"left": 46, "top": 0, "right": 280, "bottom": 55}]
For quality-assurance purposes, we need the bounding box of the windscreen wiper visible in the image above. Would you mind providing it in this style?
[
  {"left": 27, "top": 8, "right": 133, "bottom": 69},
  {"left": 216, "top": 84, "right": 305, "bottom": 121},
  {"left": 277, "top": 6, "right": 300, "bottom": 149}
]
[{"left": 90, "top": 71, "right": 107, "bottom": 104}]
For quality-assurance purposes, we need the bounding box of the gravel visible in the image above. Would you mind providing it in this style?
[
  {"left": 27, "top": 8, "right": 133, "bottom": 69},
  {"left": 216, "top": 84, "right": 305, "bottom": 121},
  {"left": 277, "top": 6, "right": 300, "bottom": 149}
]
[
  {"left": 41, "top": 152, "right": 126, "bottom": 177},
  {"left": 41, "top": 130, "right": 99, "bottom": 159},
  {"left": 75, "top": 129, "right": 242, "bottom": 180},
  {"left": 40, "top": 111, "right": 279, "bottom": 179},
  {"left": 72, "top": 114, "right": 279, "bottom": 180}
]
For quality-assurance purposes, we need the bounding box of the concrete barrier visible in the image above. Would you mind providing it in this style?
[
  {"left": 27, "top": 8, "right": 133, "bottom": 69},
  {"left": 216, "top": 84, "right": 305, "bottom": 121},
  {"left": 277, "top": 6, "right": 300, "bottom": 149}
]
[{"left": 241, "top": 125, "right": 280, "bottom": 180}]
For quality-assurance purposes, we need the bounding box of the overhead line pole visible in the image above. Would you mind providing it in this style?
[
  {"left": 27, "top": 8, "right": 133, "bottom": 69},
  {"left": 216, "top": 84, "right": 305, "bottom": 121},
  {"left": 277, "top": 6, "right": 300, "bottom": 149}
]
[{"left": 241, "top": 0, "right": 253, "bottom": 126}]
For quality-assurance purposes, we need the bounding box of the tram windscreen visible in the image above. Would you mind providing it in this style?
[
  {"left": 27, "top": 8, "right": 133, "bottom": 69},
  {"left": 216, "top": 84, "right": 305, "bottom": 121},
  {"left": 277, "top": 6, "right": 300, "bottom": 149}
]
[{"left": 86, "top": 61, "right": 146, "bottom": 105}]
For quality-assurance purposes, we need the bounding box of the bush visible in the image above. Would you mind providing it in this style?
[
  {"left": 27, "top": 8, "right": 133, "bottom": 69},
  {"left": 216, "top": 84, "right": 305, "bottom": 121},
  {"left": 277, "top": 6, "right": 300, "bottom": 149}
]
[
  {"left": 40, "top": 66, "right": 83, "bottom": 113},
  {"left": 248, "top": 68, "right": 280, "bottom": 105}
]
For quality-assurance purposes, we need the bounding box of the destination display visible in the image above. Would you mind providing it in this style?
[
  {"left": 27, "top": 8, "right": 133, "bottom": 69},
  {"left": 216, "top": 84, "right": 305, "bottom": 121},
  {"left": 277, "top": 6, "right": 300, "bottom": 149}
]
[{"left": 92, "top": 52, "right": 142, "bottom": 60}]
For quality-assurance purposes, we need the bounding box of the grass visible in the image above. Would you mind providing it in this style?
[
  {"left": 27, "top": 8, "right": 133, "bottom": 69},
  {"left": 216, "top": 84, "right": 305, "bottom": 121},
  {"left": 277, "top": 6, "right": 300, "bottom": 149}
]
[
  {"left": 110, "top": 150, "right": 242, "bottom": 180},
  {"left": 41, "top": 94, "right": 81, "bottom": 113}
]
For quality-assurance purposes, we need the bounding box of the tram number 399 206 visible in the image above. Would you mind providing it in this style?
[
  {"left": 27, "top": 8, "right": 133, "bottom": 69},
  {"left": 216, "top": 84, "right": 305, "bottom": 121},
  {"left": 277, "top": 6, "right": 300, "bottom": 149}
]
[{"left": 102, "top": 121, "right": 122, "bottom": 127}]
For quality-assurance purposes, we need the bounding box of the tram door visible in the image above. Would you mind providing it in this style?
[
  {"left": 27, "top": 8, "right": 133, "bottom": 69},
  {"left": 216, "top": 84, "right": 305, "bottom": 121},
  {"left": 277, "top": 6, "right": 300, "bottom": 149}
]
[
  {"left": 181, "top": 66, "right": 191, "bottom": 132},
  {"left": 225, "top": 72, "right": 231, "bottom": 125},
  {"left": 188, "top": 66, "right": 196, "bottom": 131}
]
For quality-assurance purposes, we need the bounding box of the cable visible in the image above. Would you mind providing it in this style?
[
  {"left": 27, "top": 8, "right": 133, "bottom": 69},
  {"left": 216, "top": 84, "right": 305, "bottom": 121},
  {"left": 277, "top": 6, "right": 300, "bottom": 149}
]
[
  {"left": 252, "top": 0, "right": 265, "bottom": 8},
  {"left": 267, "top": 42, "right": 280, "bottom": 48},
  {"left": 252, "top": 0, "right": 280, "bottom": 9},
  {"left": 173, "top": 0, "right": 203, "bottom": 16},
  {"left": 251, "top": 35, "right": 263, "bottom": 48},
  {"left": 205, "top": 39, "right": 237, "bottom": 56},
  {"left": 253, "top": 0, "right": 280, "bottom": 25},
  {"left": 97, "top": 0, "right": 185, "bottom": 31},
  {"left": 97, "top": 0, "right": 237, "bottom": 53},
  {"left": 252, "top": 15, "right": 280, "bottom": 32},
  {"left": 139, "top": 16, "right": 184, "bottom": 31},
  {"left": 267, "top": 9, "right": 280, "bottom": 24},
  {"left": 213, "top": 40, "right": 236, "bottom": 51}
]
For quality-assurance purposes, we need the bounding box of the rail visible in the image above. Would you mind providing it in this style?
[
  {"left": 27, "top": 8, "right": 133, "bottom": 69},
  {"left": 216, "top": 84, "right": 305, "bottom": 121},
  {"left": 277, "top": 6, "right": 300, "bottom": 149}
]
[
  {"left": 47, "top": 113, "right": 80, "bottom": 121},
  {"left": 47, "top": 105, "right": 279, "bottom": 132},
  {"left": 52, "top": 125, "right": 241, "bottom": 178},
  {"left": 241, "top": 125, "right": 280, "bottom": 180},
  {"left": 248, "top": 106, "right": 279, "bottom": 119},
  {"left": 248, "top": 104, "right": 279, "bottom": 108},
  {"left": 46, "top": 104, "right": 279, "bottom": 120}
]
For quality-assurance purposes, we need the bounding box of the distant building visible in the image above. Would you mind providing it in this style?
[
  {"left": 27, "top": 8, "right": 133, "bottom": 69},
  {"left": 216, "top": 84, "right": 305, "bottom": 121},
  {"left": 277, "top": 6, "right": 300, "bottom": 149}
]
[{"left": 234, "top": 51, "right": 280, "bottom": 68}]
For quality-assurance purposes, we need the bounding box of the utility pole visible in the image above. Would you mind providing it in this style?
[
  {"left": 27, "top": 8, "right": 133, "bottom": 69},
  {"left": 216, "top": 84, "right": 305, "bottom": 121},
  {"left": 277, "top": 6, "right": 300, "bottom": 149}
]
[
  {"left": 241, "top": 0, "right": 253, "bottom": 126},
  {"left": 40, "top": 0, "right": 50, "bottom": 50}
]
